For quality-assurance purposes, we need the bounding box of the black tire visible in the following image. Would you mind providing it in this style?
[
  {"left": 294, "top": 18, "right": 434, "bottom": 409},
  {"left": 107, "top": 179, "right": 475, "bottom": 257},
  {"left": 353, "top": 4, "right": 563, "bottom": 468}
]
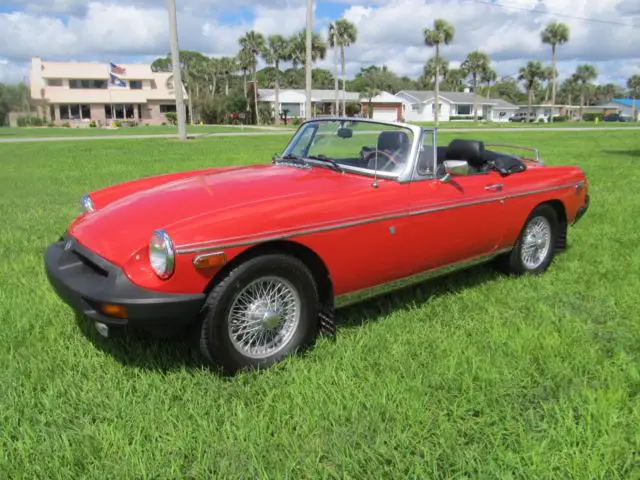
[
  {"left": 496, "top": 204, "right": 559, "bottom": 275},
  {"left": 198, "top": 253, "right": 319, "bottom": 374}
]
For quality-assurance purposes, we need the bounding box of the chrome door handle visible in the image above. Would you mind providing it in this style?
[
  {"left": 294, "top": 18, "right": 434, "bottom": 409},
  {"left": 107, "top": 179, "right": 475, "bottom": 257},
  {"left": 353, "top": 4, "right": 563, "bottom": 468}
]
[{"left": 485, "top": 184, "right": 503, "bottom": 191}]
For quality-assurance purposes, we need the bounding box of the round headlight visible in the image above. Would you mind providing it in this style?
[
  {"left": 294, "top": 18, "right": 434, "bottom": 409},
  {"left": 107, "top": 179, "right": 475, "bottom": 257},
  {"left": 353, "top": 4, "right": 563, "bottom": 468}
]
[
  {"left": 149, "top": 229, "right": 175, "bottom": 279},
  {"left": 80, "top": 194, "right": 95, "bottom": 213}
]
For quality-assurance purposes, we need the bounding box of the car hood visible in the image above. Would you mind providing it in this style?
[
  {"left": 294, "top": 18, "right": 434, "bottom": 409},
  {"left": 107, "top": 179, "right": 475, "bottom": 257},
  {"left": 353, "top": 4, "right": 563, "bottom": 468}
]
[{"left": 68, "top": 164, "right": 376, "bottom": 266}]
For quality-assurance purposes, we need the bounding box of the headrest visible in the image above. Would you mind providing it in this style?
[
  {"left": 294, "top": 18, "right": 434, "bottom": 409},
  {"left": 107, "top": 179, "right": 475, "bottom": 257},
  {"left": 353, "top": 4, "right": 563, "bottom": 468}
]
[
  {"left": 378, "top": 130, "right": 410, "bottom": 152},
  {"left": 446, "top": 139, "right": 486, "bottom": 166}
]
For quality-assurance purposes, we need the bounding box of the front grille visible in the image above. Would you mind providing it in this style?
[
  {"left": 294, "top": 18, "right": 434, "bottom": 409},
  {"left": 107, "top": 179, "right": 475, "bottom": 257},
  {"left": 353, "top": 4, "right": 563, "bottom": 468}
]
[{"left": 73, "top": 250, "right": 109, "bottom": 277}]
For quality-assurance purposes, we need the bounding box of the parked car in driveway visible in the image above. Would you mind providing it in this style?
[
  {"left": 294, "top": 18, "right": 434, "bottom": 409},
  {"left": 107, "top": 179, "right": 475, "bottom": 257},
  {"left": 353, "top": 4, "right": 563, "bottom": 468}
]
[
  {"left": 602, "top": 113, "right": 631, "bottom": 122},
  {"left": 44, "top": 118, "right": 590, "bottom": 373}
]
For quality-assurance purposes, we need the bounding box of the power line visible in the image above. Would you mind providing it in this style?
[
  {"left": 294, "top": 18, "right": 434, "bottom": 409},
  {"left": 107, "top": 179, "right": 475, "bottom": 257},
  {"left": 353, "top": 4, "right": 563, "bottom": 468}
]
[{"left": 467, "top": 0, "right": 638, "bottom": 28}]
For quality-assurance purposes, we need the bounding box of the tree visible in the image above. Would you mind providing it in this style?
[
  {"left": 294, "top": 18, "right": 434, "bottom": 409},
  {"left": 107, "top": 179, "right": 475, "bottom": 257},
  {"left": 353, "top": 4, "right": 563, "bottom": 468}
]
[
  {"left": 573, "top": 64, "right": 598, "bottom": 120},
  {"left": 332, "top": 19, "right": 358, "bottom": 116},
  {"left": 420, "top": 56, "right": 449, "bottom": 90},
  {"left": 461, "top": 50, "right": 491, "bottom": 121},
  {"left": 627, "top": 74, "right": 640, "bottom": 121},
  {"left": 265, "top": 35, "right": 290, "bottom": 124},
  {"left": 424, "top": 19, "right": 455, "bottom": 126},
  {"left": 481, "top": 66, "right": 497, "bottom": 99},
  {"left": 239, "top": 30, "right": 267, "bottom": 125},
  {"left": 518, "top": 61, "right": 545, "bottom": 121},
  {"left": 236, "top": 49, "right": 253, "bottom": 99},
  {"left": 440, "top": 68, "right": 466, "bottom": 92},
  {"left": 328, "top": 22, "right": 340, "bottom": 114},
  {"left": 360, "top": 87, "right": 381, "bottom": 118},
  {"left": 541, "top": 21, "right": 570, "bottom": 122},
  {"left": 217, "top": 57, "right": 238, "bottom": 96},
  {"left": 289, "top": 30, "right": 327, "bottom": 68}
]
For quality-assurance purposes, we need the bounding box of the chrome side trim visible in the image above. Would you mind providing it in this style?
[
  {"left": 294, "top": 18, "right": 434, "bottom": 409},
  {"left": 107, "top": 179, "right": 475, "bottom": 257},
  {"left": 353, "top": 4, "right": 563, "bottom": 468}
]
[
  {"left": 484, "top": 143, "right": 542, "bottom": 163},
  {"left": 334, "top": 247, "right": 513, "bottom": 309},
  {"left": 175, "top": 182, "right": 580, "bottom": 254}
]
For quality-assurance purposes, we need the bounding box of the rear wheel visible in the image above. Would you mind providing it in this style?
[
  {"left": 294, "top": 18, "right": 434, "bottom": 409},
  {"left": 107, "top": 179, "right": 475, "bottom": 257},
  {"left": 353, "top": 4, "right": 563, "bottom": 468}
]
[
  {"left": 198, "top": 253, "right": 319, "bottom": 374},
  {"left": 497, "top": 204, "right": 559, "bottom": 275}
]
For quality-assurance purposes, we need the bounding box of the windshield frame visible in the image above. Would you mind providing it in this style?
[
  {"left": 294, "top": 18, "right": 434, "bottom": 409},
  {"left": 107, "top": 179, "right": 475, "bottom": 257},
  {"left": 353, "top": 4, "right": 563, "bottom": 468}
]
[{"left": 279, "top": 117, "right": 432, "bottom": 183}]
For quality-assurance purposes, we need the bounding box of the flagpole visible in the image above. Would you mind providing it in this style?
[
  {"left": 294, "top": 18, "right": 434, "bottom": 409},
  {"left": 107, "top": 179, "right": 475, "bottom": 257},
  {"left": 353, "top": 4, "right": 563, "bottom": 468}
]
[{"left": 166, "top": 0, "right": 187, "bottom": 141}]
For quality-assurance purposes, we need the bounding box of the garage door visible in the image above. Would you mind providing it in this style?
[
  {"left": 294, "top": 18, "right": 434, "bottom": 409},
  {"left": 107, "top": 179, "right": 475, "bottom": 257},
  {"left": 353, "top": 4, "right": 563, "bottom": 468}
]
[{"left": 372, "top": 108, "right": 398, "bottom": 122}]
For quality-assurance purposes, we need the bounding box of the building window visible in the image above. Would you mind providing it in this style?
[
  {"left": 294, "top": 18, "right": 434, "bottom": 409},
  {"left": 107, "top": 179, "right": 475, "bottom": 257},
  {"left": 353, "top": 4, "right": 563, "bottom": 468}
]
[
  {"left": 105, "top": 104, "right": 137, "bottom": 120},
  {"left": 129, "top": 80, "right": 143, "bottom": 90},
  {"left": 411, "top": 104, "right": 419, "bottom": 112},
  {"left": 457, "top": 104, "right": 472, "bottom": 115},
  {"left": 160, "top": 104, "right": 177, "bottom": 113},
  {"left": 46, "top": 79, "right": 63, "bottom": 87},
  {"left": 69, "top": 79, "right": 107, "bottom": 89},
  {"left": 59, "top": 104, "right": 91, "bottom": 120}
]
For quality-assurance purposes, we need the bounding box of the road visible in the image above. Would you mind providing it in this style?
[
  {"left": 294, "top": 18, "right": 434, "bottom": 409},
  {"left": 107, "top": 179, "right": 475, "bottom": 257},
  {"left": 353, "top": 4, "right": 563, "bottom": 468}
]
[{"left": 1, "top": 126, "right": 639, "bottom": 143}]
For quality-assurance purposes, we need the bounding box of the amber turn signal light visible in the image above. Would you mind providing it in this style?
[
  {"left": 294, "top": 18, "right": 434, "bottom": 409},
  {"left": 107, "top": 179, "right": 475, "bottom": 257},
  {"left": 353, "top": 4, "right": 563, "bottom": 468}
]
[
  {"left": 100, "top": 303, "right": 128, "bottom": 319},
  {"left": 193, "top": 252, "right": 226, "bottom": 270}
]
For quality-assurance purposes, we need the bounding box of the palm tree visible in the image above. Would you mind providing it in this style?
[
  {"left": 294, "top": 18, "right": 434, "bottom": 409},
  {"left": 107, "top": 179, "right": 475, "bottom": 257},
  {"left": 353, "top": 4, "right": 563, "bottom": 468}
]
[
  {"left": 328, "top": 23, "right": 340, "bottom": 114},
  {"left": 627, "top": 74, "right": 640, "bottom": 121},
  {"left": 541, "top": 66, "right": 556, "bottom": 104},
  {"left": 573, "top": 64, "right": 598, "bottom": 120},
  {"left": 461, "top": 50, "right": 491, "bottom": 121},
  {"left": 265, "top": 35, "right": 290, "bottom": 124},
  {"left": 239, "top": 30, "right": 267, "bottom": 125},
  {"left": 518, "top": 61, "right": 545, "bottom": 121},
  {"left": 333, "top": 19, "right": 358, "bottom": 116},
  {"left": 481, "top": 66, "right": 497, "bottom": 99},
  {"left": 421, "top": 56, "right": 449, "bottom": 89},
  {"left": 541, "top": 21, "right": 570, "bottom": 123},
  {"left": 289, "top": 30, "right": 327, "bottom": 68},
  {"left": 217, "top": 57, "right": 237, "bottom": 96},
  {"left": 236, "top": 49, "right": 253, "bottom": 99},
  {"left": 424, "top": 19, "right": 455, "bottom": 126},
  {"left": 360, "top": 87, "right": 381, "bottom": 119}
]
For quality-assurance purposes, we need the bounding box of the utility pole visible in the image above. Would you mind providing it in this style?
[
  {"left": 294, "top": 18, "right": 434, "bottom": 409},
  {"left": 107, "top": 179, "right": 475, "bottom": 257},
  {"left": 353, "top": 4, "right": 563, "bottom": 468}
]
[
  {"left": 167, "top": 0, "right": 187, "bottom": 141},
  {"left": 305, "top": 0, "right": 313, "bottom": 120}
]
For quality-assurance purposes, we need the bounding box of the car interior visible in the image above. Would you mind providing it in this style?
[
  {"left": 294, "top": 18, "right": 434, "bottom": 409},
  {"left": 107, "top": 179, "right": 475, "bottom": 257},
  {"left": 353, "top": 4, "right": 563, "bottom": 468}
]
[{"left": 417, "top": 138, "right": 528, "bottom": 178}]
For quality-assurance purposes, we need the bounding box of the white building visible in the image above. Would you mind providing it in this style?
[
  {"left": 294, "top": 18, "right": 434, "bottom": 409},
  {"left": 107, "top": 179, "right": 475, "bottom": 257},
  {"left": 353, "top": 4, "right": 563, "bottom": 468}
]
[
  {"left": 257, "top": 88, "right": 361, "bottom": 119},
  {"left": 396, "top": 90, "right": 518, "bottom": 122}
]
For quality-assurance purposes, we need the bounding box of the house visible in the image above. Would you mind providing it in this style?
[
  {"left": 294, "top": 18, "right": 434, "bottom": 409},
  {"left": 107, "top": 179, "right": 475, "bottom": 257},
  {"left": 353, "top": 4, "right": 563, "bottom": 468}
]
[
  {"left": 611, "top": 98, "right": 640, "bottom": 120},
  {"left": 395, "top": 90, "right": 518, "bottom": 122},
  {"left": 28, "top": 56, "right": 188, "bottom": 126},
  {"left": 257, "top": 88, "right": 361, "bottom": 119},
  {"left": 515, "top": 104, "right": 580, "bottom": 121},
  {"left": 361, "top": 91, "right": 404, "bottom": 122}
]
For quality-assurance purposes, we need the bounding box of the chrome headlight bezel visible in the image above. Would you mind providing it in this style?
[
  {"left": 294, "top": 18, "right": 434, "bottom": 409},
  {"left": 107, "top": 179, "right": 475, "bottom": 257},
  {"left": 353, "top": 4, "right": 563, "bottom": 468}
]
[
  {"left": 149, "top": 229, "right": 175, "bottom": 280},
  {"left": 80, "top": 194, "right": 95, "bottom": 213}
]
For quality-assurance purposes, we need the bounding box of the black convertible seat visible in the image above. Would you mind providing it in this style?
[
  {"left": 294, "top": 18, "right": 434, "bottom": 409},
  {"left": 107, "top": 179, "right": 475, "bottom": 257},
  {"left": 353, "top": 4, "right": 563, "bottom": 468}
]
[
  {"left": 445, "top": 139, "right": 486, "bottom": 167},
  {"left": 378, "top": 130, "right": 411, "bottom": 153}
]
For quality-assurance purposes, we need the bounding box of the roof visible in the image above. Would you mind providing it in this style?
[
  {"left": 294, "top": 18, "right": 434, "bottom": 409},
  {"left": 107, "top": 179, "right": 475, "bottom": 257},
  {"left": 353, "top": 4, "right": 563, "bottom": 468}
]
[
  {"left": 40, "top": 61, "right": 155, "bottom": 80},
  {"left": 258, "top": 88, "right": 360, "bottom": 102},
  {"left": 368, "top": 91, "right": 402, "bottom": 104},
  {"left": 612, "top": 98, "right": 640, "bottom": 108},
  {"left": 491, "top": 98, "right": 518, "bottom": 109},
  {"left": 397, "top": 90, "right": 497, "bottom": 105}
]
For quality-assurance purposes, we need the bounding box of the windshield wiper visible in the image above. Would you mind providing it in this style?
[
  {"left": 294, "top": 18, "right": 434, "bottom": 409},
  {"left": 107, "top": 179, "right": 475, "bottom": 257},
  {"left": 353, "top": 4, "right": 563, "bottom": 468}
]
[
  {"left": 306, "top": 154, "right": 343, "bottom": 172},
  {"left": 273, "top": 154, "right": 310, "bottom": 168}
]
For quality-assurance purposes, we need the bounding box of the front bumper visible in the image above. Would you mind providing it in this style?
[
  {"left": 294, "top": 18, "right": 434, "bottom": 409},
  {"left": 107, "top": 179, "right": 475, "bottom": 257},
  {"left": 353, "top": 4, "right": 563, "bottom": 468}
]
[
  {"left": 573, "top": 194, "right": 590, "bottom": 225},
  {"left": 44, "top": 236, "right": 205, "bottom": 332}
]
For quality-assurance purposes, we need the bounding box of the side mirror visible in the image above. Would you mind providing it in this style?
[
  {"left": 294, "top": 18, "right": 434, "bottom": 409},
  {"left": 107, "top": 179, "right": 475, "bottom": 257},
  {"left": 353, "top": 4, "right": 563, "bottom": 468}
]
[{"left": 439, "top": 160, "right": 469, "bottom": 183}]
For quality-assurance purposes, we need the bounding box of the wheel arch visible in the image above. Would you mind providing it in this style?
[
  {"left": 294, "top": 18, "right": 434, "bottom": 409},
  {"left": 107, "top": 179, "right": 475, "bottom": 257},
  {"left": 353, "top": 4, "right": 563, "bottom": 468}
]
[
  {"left": 535, "top": 199, "right": 568, "bottom": 250},
  {"left": 203, "top": 240, "right": 334, "bottom": 308}
]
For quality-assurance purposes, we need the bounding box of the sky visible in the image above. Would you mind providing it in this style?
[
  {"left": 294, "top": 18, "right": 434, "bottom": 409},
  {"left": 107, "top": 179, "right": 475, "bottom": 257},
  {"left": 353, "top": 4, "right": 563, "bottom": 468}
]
[{"left": 0, "top": 0, "right": 639, "bottom": 88}]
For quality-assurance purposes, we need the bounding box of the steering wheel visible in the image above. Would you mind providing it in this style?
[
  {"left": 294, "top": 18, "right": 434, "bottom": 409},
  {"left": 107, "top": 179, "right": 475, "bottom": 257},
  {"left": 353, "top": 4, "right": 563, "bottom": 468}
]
[{"left": 362, "top": 149, "right": 401, "bottom": 172}]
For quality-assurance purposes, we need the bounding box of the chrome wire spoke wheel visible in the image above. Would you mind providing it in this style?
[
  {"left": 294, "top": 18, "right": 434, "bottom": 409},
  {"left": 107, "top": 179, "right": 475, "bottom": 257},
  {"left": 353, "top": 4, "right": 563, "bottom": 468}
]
[
  {"left": 521, "top": 216, "right": 552, "bottom": 269},
  {"left": 227, "top": 276, "right": 301, "bottom": 359}
]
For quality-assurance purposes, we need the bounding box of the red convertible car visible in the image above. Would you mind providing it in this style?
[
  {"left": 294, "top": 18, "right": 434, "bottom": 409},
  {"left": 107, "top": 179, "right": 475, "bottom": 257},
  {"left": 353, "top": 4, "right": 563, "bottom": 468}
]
[{"left": 44, "top": 118, "right": 589, "bottom": 373}]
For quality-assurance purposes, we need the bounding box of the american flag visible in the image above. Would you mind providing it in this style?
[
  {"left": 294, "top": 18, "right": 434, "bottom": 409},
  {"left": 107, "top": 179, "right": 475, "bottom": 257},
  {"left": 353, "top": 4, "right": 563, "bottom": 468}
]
[{"left": 110, "top": 62, "right": 126, "bottom": 75}]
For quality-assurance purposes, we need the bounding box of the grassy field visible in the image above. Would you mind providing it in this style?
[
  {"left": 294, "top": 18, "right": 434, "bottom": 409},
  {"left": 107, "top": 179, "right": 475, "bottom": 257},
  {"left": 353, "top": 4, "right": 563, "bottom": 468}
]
[
  {"left": 1, "top": 130, "right": 639, "bottom": 477},
  {"left": 0, "top": 123, "right": 267, "bottom": 138}
]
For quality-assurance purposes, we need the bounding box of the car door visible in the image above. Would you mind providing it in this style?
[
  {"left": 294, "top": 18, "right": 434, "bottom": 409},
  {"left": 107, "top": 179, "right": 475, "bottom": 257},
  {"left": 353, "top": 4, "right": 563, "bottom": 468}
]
[{"left": 404, "top": 133, "right": 507, "bottom": 275}]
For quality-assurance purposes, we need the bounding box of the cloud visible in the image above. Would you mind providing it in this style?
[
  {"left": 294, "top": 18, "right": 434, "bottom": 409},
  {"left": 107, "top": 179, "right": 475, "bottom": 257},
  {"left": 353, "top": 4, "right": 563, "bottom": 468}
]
[{"left": 1, "top": 0, "right": 639, "bottom": 87}]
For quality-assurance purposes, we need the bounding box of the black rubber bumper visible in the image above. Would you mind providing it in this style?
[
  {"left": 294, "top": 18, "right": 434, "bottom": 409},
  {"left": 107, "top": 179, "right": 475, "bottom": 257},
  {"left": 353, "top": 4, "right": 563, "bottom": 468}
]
[
  {"left": 44, "top": 237, "right": 205, "bottom": 331},
  {"left": 573, "top": 194, "right": 590, "bottom": 225}
]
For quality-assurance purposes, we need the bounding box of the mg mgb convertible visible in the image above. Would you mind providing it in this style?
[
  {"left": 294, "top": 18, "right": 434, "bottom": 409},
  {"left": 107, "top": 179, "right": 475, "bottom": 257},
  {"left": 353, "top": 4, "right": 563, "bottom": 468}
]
[{"left": 44, "top": 118, "right": 589, "bottom": 373}]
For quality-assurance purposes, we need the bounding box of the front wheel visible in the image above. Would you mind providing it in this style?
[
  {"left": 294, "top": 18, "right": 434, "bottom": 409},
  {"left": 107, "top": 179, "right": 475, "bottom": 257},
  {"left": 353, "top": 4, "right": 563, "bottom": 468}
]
[
  {"left": 198, "top": 253, "right": 320, "bottom": 374},
  {"left": 497, "top": 204, "right": 559, "bottom": 275}
]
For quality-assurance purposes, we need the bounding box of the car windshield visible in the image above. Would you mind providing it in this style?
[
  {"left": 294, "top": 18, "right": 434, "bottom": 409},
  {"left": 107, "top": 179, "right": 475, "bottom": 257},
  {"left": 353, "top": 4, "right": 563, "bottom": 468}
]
[{"left": 281, "top": 119, "right": 415, "bottom": 176}]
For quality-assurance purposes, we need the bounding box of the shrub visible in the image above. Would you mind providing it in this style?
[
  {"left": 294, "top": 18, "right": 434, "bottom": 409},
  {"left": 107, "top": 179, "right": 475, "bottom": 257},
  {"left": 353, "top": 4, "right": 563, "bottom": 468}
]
[
  {"left": 345, "top": 101, "right": 361, "bottom": 116},
  {"left": 165, "top": 112, "right": 177, "bottom": 125},
  {"left": 582, "top": 113, "right": 604, "bottom": 122},
  {"left": 89, "top": 120, "right": 97, "bottom": 128}
]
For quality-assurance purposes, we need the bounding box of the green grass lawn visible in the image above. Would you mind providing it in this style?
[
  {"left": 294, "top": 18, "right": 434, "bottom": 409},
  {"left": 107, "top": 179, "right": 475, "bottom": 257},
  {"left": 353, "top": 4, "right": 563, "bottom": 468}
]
[
  {"left": 1, "top": 131, "right": 639, "bottom": 477},
  {"left": 0, "top": 123, "right": 267, "bottom": 138},
  {"left": 411, "top": 120, "right": 640, "bottom": 129}
]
